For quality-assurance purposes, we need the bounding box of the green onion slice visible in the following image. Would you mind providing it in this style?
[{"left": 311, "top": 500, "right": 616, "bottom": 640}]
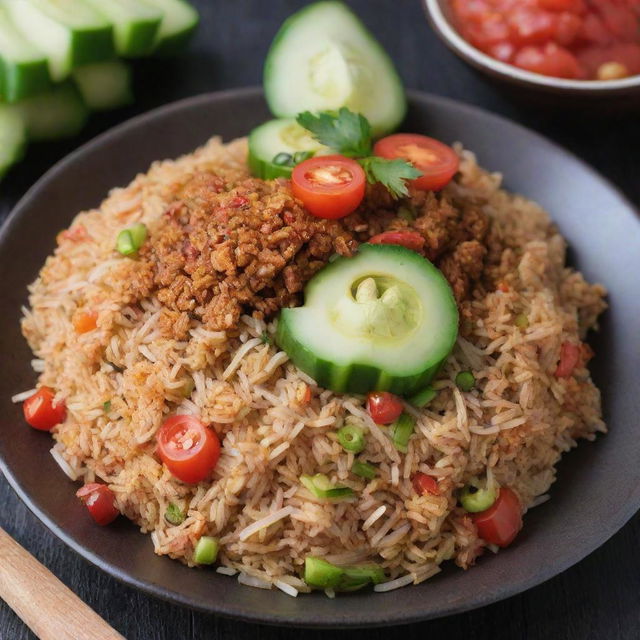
[
  {"left": 408, "top": 386, "right": 436, "bottom": 408},
  {"left": 455, "top": 371, "right": 476, "bottom": 392},
  {"left": 351, "top": 460, "right": 377, "bottom": 479},
  {"left": 103, "top": 400, "right": 111, "bottom": 412},
  {"left": 300, "top": 473, "right": 353, "bottom": 501},
  {"left": 337, "top": 425, "right": 365, "bottom": 453},
  {"left": 272, "top": 152, "right": 293, "bottom": 166},
  {"left": 390, "top": 413, "right": 415, "bottom": 453},
  {"left": 459, "top": 484, "right": 497, "bottom": 513},
  {"left": 339, "top": 565, "right": 386, "bottom": 591},
  {"left": 193, "top": 536, "right": 219, "bottom": 565},
  {"left": 165, "top": 503, "right": 186, "bottom": 526},
  {"left": 116, "top": 223, "right": 147, "bottom": 256},
  {"left": 515, "top": 313, "right": 529, "bottom": 329},
  {"left": 304, "top": 557, "right": 344, "bottom": 589}
]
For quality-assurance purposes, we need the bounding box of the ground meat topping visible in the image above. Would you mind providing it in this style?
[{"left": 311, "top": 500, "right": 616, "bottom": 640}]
[{"left": 139, "top": 171, "right": 494, "bottom": 330}]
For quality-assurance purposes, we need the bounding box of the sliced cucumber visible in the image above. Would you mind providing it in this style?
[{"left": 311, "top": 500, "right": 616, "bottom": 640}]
[
  {"left": 0, "top": 105, "right": 27, "bottom": 179},
  {"left": 0, "top": 4, "right": 51, "bottom": 102},
  {"left": 72, "top": 61, "right": 133, "bottom": 111},
  {"left": 264, "top": 1, "right": 406, "bottom": 138},
  {"left": 6, "top": 0, "right": 115, "bottom": 82},
  {"left": 83, "top": 0, "right": 163, "bottom": 58},
  {"left": 248, "top": 118, "right": 330, "bottom": 179},
  {"left": 276, "top": 243, "right": 458, "bottom": 396},
  {"left": 17, "top": 83, "right": 88, "bottom": 141},
  {"left": 145, "top": 0, "right": 199, "bottom": 56}
]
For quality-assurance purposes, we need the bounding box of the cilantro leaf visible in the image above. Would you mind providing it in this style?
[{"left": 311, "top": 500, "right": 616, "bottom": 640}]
[
  {"left": 359, "top": 157, "right": 423, "bottom": 199},
  {"left": 296, "top": 107, "right": 372, "bottom": 157}
]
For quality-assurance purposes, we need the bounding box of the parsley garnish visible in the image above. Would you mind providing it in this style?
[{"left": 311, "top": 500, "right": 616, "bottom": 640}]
[{"left": 295, "top": 107, "right": 422, "bottom": 198}]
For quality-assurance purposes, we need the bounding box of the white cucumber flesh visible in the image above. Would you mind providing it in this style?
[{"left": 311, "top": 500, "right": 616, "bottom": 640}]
[
  {"left": 145, "top": 0, "right": 199, "bottom": 55},
  {"left": 73, "top": 62, "right": 133, "bottom": 111}
]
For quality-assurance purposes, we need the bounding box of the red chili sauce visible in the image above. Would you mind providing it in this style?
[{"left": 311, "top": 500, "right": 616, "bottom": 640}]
[{"left": 450, "top": 0, "right": 640, "bottom": 80}]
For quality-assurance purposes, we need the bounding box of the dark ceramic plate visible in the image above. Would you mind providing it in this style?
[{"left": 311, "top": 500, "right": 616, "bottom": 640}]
[{"left": 1, "top": 88, "right": 639, "bottom": 628}]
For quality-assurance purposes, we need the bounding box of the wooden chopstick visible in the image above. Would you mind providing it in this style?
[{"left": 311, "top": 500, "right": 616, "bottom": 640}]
[{"left": 0, "top": 526, "right": 125, "bottom": 640}]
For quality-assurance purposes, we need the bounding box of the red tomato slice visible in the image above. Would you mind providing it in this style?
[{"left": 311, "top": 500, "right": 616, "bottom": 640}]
[
  {"left": 412, "top": 472, "right": 440, "bottom": 496},
  {"left": 23, "top": 387, "right": 66, "bottom": 431},
  {"left": 76, "top": 483, "right": 119, "bottom": 526},
  {"left": 473, "top": 487, "right": 522, "bottom": 547},
  {"left": 374, "top": 134, "right": 460, "bottom": 192},
  {"left": 554, "top": 341, "right": 581, "bottom": 378},
  {"left": 368, "top": 231, "right": 425, "bottom": 252},
  {"left": 157, "top": 415, "right": 221, "bottom": 484},
  {"left": 514, "top": 42, "right": 583, "bottom": 77},
  {"left": 366, "top": 391, "right": 404, "bottom": 425},
  {"left": 291, "top": 155, "right": 366, "bottom": 220}
]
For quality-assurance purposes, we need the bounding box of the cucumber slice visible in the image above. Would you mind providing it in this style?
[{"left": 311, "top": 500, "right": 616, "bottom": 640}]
[
  {"left": 276, "top": 244, "right": 458, "bottom": 396},
  {"left": 83, "top": 0, "right": 162, "bottom": 58},
  {"left": 145, "top": 0, "right": 199, "bottom": 56},
  {"left": 264, "top": 1, "right": 406, "bottom": 138},
  {"left": 0, "top": 4, "right": 51, "bottom": 102},
  {"left": 73, "top": 61, "right": 133, "bottom": 111},
  {"left": 6, "top": 0, "right": 114, "bottom": 82},
  {"left": 0, "top": 105, "right": 26, "bottom": 179},
  {"left": 248, "top": 118, "right": 330, "bottom": 179},
  {"left": 17, "top": 83, "right": 88, "bottom": 141}
]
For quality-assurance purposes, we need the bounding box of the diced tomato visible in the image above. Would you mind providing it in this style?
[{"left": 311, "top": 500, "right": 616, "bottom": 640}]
[
  {"left": 373, "top": 134, "right": 460, "bottom": 192},
  {"left": 579, "top": 12, "right": 613, "bottom": 45},
  {"left": 23, "top": 387, "right": 66, "bottom": 431},
  {"left": 465, "top": 14, "right": 511, "bottom": 51},
  {"left": 366, "top": 391, "right": 404, "bottom": 425},
  {"left": 59, "top": 225, "right": 88, "bottom": 243},
  {"left": 76, "top": 483, "right": 119, "bottom": 526},
  {"left": 554, "top": 341, "right": 581, "bottom": 378},
  {"left": 291, "top": 155, "right": 366, "bottom": 220},
  {"left": 488, "top": 41, "right": 517, "bottom": 62},
  {"left": 368, "top": 231, "right": 425, "bottom": 252},
  {"left": 553, "top": 12, "right": 582, "bottom": 46},
  {"left": 73, "top": 311, "right": 98, "bottom": 334},
  {"left": 473, "top": 488, "right": 522, "bottom": 547},
  {"left": 508, "top": 8, "right": 557, "bottom": 45},
  {"left": 514, "top": 42, "right": 583, "bottom": 77},
  {"left": 537, "top": 0, "right": 585, "bottom": 13},
  {"left": 157, "top": 415, "right": 221, "bottom": 484},
  {"left": 596, "top": 4, "right": 638, "bottom": 42},
  {"left": 412, "top": 472, "right": 440, "bottom": 496}
]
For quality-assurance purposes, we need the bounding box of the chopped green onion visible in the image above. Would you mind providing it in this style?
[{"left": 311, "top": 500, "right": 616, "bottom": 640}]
[
  {"left": 181, "top": 377, "right": 195, "bottom": 398},
  {"left": 116, "top": 223, "right": 147, "bottom": 256},
  {"left": 293, "top": 150, "right": 314, "bottom": 164},
  {"left": 337, "top": 425, "right": 365, "bottom": 453},
  {"left": 351, "top": 460, "right": 377, "bottom": 479},
  {"left": 515, "top": 313, "right": 529, "bottom": 329},
  {"left": 397, "top": 205, "right": 415, "bottom": 222},
  {"left": 273, "top": 152, "right": 293, "bottom": 166},
  {"left": 455, "top": 371, "right": 476, "bottom": 392},
  {"left": 193, "top": 536, "right": 219, "bottom": 565},
  {"left": 304, "top": 557, "right": 344, "bottom": 589},
  {"left": 408, "top": 386, "right": 436, "bottom": 408},
  {"left": 165, "top": 503, "right": 186, "bottom": 526},
  {"left": 459, "top": 484, "right": 496, "bottom": 513},
  {"left": 103, "top": 400, "right": 111, "bottom": 412},
  {"left": 260, "top": 331, "right": 272, "bottom": 345},
  {"left": 390, "top": 413, "right": 415, "bottom": 453},
  {"left": 300, "top": 473, "right": 354, "bottom": 501},
  {"left": 339, "top": 565, "right": 386, "bottom": 591}
]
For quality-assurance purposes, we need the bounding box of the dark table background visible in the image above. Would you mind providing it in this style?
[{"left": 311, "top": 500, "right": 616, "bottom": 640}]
[{"left": 1, "top": 1, "right": 639, "bottom": 638}]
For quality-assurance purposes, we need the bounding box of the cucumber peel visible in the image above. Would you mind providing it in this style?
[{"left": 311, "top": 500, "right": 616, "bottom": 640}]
[
  {"left": 146, "top": 0, "right": 199, "bottom": 56},
  {"left": 276, "top": 244, "right": 458, "bottom": 396},
  {"left": 0, "top": 104, "right": 27, "bottom": 179},
  {"left": 264, "top": 1, "right": 406, "bottom": 137}
]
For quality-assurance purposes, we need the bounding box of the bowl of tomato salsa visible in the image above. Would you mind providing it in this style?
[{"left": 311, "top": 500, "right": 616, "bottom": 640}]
[{"left": 424, "top": 0, "right": 640, "bottom": 105}]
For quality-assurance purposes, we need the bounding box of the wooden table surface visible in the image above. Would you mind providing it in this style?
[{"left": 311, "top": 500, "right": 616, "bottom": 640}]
[{"left": 1, "top": 1, "right": 639, "bottom": 638}]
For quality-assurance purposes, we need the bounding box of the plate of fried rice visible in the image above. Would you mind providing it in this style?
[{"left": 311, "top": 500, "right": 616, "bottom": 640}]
[{"left": 1, "top": 88, "right": 639, "bottom": 627}]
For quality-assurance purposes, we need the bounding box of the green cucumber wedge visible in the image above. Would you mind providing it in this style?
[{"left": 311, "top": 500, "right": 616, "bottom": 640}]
[
  {"left": 6, "top": 0, "right": 115, "bottom": 82},
  {"left": 0, "top": 4, "right": 51, "bottom": 102},
  {"left": 17, "top": 83, "right": 88, "bottom": 141},
  {"left": 145, "top": 0, "right": 199, "bottom": 56},
  {"left": 248, "top": 118, "right": 330, "bottom": 180},
  {"left": 0, "top": 105, "right": 27, "bottom": 179},
  {"left": 73, "top": 61, "right": 133, "bottom": 111},
  {"left": 276, "top": 244, "right": 458, "bottom": 396},
  {"left": 264, "top": 1, "right": 406, "bottom": 138},
  {"left": 83, "top": 0, "right": 163, "bottom": 58}
]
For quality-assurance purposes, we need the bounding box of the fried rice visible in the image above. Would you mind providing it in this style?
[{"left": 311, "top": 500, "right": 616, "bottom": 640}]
[{"left": 18, "top": 136, "right": 607, "bottom": 596}]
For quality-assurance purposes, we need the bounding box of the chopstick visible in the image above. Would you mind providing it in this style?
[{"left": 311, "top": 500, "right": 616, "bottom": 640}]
[{"left": 0, "top": 526, "right": 125, "bottom": 640}]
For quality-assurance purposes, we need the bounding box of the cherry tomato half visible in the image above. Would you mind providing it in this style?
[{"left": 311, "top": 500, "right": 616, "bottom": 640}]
[
  {"left": 368, "top": 231, "right": 425, "bottom": 252},
  {"left": 76, "top": 483, "right": 119, "bottom": 526},
  {"left": 374, "top": 134, "right": 460, "bottom": 192},
  {"left": 23, "top": 387, "right": 66, "bottom": 431},
  {"left": 473, "top": 487, "right": 522, "bottom": 548},
  {"left": 157, "top": 415, "right": 221, "bottom": 484},
  {"left": 412, "top": 472, "right": 440, "bottom": 496},
  {"left": 366, "top": 391, "right": 404, "bottom": 425},
  {"left": 291, "top": 155, "right": 366, "bottom": 220}
]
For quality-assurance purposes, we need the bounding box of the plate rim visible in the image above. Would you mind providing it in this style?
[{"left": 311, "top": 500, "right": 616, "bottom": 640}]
[{"left": 1, "top": 87, "right": 639, "bottom": 627}]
